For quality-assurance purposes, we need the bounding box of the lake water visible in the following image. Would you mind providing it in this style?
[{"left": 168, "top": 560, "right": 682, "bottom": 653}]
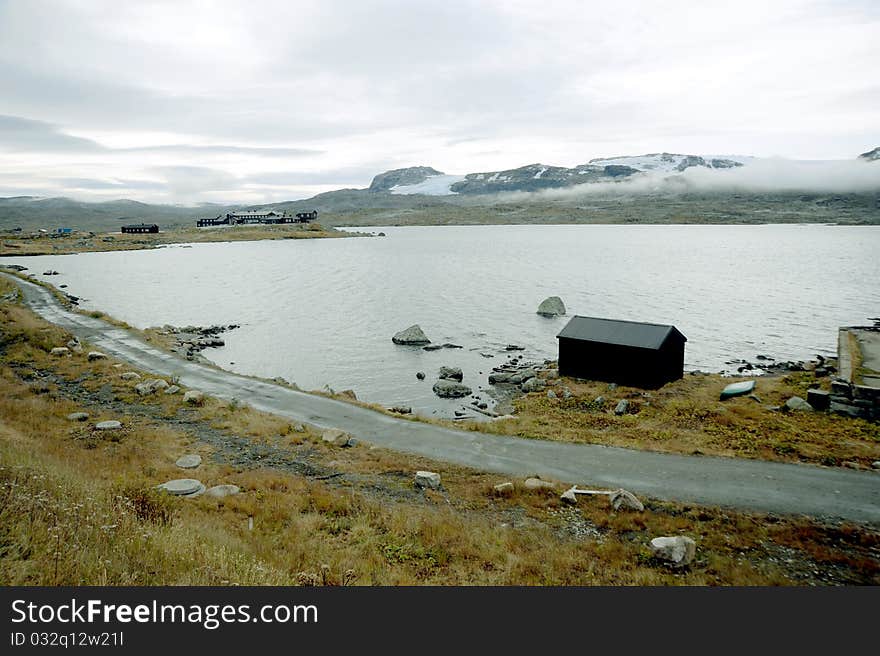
[{"left": 5, "top": 224, "right": 879, "bottom": 418}]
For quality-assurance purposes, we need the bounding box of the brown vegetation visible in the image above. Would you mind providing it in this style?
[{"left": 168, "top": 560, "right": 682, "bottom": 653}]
[{"left": 1, "top": 282, "right": 878, "bottom": 586}]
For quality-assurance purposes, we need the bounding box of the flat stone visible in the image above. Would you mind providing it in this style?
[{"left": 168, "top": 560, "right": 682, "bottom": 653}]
[
  {"left": 158, "top": 478, "right": 205, "bottom": 497},
  {"left": 175, "top": 454, "right": 202, "bottom": 469},
  {"left": 432, "top": 379, "right": 472, "bottom": 398},
  {"left": 523, "top": 477, "right": 555, "bottom": 491},
  {"left": 784, "top": 396, "right": 813, "bottom": 412},
  {"left": 414, "top": 470, "right": 441, "bottom": 489},
  {"left": 322, "top": 428, "right": 351, "bottom": 447},
  {"left": 66, "top": 412, "right": 89, "bottom": 422},
  {"left": 649, "top": 536, "right": 696, "bottom": 567},
  {"left": 164, "top": 385, "right": 180, "bottom": 395},
  {"left": 120, "top": 372, "right": 141, "bottom": 381},
  {"left": 205, "top": 484, "right": 241, "bottom": 499},
  {"left": 94, "top": 420, "right": 122, "bottom": 430},
  {"left": 50, "top": 347, "right": 70, "bottom": 356},
  {"left": 493, "top": 482, "right": 514, "bottom": 495},
  {"left": 87, "top": 351, "right": 108, "bottom": 361},
  {"left": 871, "top": 461, "right": 880, "bottom": 470}
]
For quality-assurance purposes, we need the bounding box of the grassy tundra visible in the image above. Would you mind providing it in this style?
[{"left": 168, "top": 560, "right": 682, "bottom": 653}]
[{"left": 1, "top": 275, "right": 878, "bottom": 585}]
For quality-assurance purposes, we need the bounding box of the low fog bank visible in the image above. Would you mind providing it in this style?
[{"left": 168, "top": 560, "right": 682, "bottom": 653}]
[{"left": 506, "top": 158, "right": 880, "bottom": 202}]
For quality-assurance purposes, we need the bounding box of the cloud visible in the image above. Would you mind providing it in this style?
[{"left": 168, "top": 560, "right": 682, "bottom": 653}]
[
  {"left": 500, "top": 158, "right": 880, "bottom": 202},
  {"left": 0, "top": 115, "right": 104, "bottom": 152}
]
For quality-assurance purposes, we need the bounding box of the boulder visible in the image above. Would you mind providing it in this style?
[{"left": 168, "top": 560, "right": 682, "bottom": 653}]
[
  {"left": 389, "top": 406, "right": 412, "bottom": 414},
  {"left": 66, "top": 339, "right": 83, "bottom": 353},
  {"left": 614, "top": 399, "right": 630, "bottom": 415},
  {"left": 94, "top": 420, "right": 122, "bottom": 430},
  {"left": 784, "top": 396, "right": 814, "bottom": 412},
  {"left": 321, "top": 428, "right": 351, "bottom": 447},
  {"left": 183, "top": 390, "right": 205, "bottom": 406},
  {"left": 872, "top": 461, "right": 880, "bottom": 470},
  {"left": 493, "top": 482, "right": 514, "bottom": 495},
  {"left": 523, "top": 477, "right": 555, "bottom": 491},
  {"left": 134, "top": 382, "right": 154, "bottom": 396},
  {"left": 164, "top": 385, "right": 180, "bottom": 395},
  {"left": 610, "top": 488, "right": 645, "bottom": 511},
  {"left": 50, "top": 347, "right": 70, "bottom": 356},
  {"left": 649, "top": 536, "right": 696, "bottom": 567},
  {"left": 432, "top": 379, "right": 472, "bottom": 398},
  {"left": 521, "top": 377, "right": 545, "bottom": 393},
  {"left": 120, "top": 372, "right": 141, "bottom": 381},
  {"left": 205, "top": 484, "right": 241, "bottom": 499},
  {"left": 536, "top": 296, "right": 566, "bottom": 317},
  {"left": 149, "top": 379, "right": 169, "bottom": 392},
  {"left": 439, "top": 366, "right": 463, "bottom": 382},
  {"left": 175, "top": 454, "right": 202, "bottom": 469},
  {"left": 414, "top": 471, "right": 441, "bottom": 489},
  {"left": 87, "top": 351, "right": 108, "bottom": 361},
  {"left": 392, "top": 325, "right": 431, "bottom": 345},
  {"left": 416, "top": 371, "right": 426, "bottom": 380},
  {"left": 67, "top": 412, "right": 89, "bottom": 422}
]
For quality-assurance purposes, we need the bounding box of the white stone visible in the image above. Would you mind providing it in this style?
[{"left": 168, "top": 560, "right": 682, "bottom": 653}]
[
  {"left": 610, "top": 488, "right": 645, "bottom": 511},
  {"left": 785, "top": 396, "right": 814, "bottom": 412},
  {"left": 50, "top": 347, "right": 70, "bottom": 356},
  {"left": 87, "top": 351, "right": 107, "bottom": 361},
  {"left": 120, "top": 372, "right": 141, "bottom": 381},
  {"left": 164, "top": 385, "right": 180, "bottom": 395},
  {"left": 175, "top": 454, "right": 202, "bottom": 469},
  {"left": 493, "top": 482, "right": 514, "bottom": 494},
  {"left": 322, "top": 428, "right": 351, "bottom": 447},
  {"left": 614, "top": 399, "right": 630, "bottom": 415},
  {"left": 205, "top": 484, "right": 241, "bottom": 499},
  {"left": 536, "top": 296, "right": 566, "bottom": 317},
  {"left": 94, "top": 420, "right": 122, "bottom": 430},
  {"left": 649, "top": 536, "right": 696, "bottom": 566},
  {"left": 524, "top": 477, "right": 556, "bottom": 491},
  {"left": 134, "top": 382, "right": 154, "bottom": 396},
  {"left": 149, "top": 379, "right": 169, "bottom": 392},
  {"left": 183, "top": 390, "right": 205, "bottom": 406},
  {"left": 414, "top": 471, "right": 441, "bottom": 489},
  {"left": 67, "top": 412, "right": 89, "bottom": 422}
]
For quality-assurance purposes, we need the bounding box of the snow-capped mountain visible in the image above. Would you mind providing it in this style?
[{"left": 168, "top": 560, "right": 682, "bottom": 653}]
[{"left": 587, "top": 153, "right": 751, "bottom": 172}]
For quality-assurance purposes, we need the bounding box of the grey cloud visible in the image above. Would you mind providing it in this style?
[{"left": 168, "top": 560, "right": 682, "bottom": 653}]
[{"left": 0, "top": 114, "right": 104, "bottom": 152}]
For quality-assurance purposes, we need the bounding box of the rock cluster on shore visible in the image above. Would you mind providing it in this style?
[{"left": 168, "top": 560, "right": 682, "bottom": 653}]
[{"left": 157, "top": 324, "right": 239, "bottom": 362}]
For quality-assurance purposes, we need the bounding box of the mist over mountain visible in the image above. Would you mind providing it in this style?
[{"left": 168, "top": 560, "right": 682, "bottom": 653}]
[{"left": 1, "top": 149, "right": 877, "bottom": 232}]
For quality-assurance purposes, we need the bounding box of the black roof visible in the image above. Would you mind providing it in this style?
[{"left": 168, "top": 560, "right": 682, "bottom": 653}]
[{"left": 556, "top": 316, "right": 686, "bottom": 350}]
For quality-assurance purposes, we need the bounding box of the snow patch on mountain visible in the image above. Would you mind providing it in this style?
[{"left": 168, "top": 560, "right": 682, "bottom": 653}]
[{"left": 389, "top": 174, "right": 467, "bottom": 195}]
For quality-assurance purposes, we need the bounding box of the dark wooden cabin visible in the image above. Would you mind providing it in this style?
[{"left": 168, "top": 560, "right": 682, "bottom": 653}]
[
  {"left": 121, "top": 223, "right": 159, "bottom": 234},
  {"left": 556, "top": 316, "right": 686, "bottom": 388}
]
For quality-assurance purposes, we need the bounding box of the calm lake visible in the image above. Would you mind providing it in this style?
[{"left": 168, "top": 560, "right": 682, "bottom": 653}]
[{"left": 6, "top": 224, "right": 879, "bottom": 417}]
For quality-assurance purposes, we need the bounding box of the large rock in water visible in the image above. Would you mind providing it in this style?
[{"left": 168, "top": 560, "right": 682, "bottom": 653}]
[
  {"left": 392, "top": 324, "right": 431, "bottom": 345},
  {"left": 439, "top": 366, "right": 463, "bottom": 382},
  {"left": 432, "top": 379, "right": 472, "bottom": 398},
  {"left": 536, "top": 296, "right": 566, "bottom": 317}
]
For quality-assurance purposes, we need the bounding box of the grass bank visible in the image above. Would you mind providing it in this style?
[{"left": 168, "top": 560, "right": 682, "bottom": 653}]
[
  {"left": 0, "top": 276, "right": 878, "bottom": 585},
  {"left": 0, "top": 223, "right": 356, "bottom": 256}
]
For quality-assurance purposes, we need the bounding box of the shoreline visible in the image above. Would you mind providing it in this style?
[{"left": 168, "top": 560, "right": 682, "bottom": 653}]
[{"left": 0, "top": 222, "right": 361, "bottom": 257}]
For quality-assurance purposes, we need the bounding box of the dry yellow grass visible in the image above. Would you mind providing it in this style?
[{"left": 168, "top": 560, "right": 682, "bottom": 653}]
[
  {"left": 459, "top": 371, "right": 880, "bottom": 468},
  {"left": 1, "top": 291, "right": 878, "bottom": 586}
]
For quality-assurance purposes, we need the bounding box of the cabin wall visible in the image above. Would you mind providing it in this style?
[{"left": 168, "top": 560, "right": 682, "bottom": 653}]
[{"left": 558, "top": 338, "right": 684, "bottom": 388}]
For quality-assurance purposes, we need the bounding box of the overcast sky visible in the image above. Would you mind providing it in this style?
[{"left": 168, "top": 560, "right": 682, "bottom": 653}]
[{"left": 0, "top": 0, "right": 878, "bottom": 204}]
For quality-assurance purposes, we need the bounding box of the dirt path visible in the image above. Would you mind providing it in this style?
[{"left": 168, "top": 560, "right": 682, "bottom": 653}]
[{"left": 5, "top": 271, "right": 880, "bottom": 525}]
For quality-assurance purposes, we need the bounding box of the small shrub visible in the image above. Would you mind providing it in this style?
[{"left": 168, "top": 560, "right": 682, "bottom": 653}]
[{"left": 114, "top": 485, "right": 176, "bottom": 526}]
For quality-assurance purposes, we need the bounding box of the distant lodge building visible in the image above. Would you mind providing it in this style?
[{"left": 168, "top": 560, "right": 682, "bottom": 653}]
[
  {"left": 556, "top": 316, "right": 687, "bottom": 389},
  {"left": 121, "top": 223, "right": 159, "bottom": 234},
  {"left": 196, "top": 209, "right": 318, "bottom": 227}
]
